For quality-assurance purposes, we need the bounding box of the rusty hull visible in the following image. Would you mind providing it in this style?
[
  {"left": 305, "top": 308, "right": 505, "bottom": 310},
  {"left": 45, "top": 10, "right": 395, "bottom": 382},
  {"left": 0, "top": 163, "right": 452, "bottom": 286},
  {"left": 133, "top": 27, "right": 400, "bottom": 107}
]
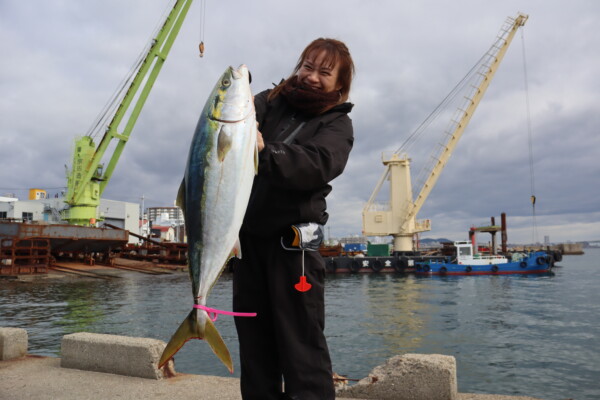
[{"left": 0, "top": 221, "right": 128, "bottom": 253}]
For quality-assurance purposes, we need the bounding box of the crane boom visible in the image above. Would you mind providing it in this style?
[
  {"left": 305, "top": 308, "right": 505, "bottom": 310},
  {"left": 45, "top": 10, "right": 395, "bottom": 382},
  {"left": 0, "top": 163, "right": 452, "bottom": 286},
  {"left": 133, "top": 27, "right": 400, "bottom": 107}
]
[
  {"left": 63, "top": 0, "right": 194, "bottom": 225},
  {"left": 363, "top": 13, "right": 528, "bottom": 252}
]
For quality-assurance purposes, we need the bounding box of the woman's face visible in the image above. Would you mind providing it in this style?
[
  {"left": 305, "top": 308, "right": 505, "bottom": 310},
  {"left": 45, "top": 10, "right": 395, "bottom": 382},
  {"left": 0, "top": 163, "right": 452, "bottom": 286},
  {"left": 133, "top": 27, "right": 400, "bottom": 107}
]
[{"left": 296, "top": 50, "right": 341, "bottom": 93}]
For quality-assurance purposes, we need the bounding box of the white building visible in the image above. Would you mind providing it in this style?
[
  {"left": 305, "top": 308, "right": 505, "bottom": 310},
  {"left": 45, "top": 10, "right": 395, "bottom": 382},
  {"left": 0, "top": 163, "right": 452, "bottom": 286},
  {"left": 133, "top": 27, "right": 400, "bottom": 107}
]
[
  {"left": 147, "top": 206, "right": 183, "bottom": 223},
  {"left": 0, "top": 194, "right": 140, "bottom": 244}
]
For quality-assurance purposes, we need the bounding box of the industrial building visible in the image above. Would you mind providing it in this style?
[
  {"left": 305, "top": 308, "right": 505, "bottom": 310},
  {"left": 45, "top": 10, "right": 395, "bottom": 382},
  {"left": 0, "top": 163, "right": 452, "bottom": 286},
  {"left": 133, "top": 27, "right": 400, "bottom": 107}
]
[{"left": 0, "top": 189, "right": 140, "bottom": 243}]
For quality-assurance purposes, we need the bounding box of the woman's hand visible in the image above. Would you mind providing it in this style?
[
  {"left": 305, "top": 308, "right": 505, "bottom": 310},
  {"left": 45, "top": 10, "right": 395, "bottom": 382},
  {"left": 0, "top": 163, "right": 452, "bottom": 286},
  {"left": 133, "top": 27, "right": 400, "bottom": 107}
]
[
  {"left": 256, "top": 126, "right": 265, "bottom": 152},
  {"left": 252, "top": 95, "right": 265, "bottom": 152}
]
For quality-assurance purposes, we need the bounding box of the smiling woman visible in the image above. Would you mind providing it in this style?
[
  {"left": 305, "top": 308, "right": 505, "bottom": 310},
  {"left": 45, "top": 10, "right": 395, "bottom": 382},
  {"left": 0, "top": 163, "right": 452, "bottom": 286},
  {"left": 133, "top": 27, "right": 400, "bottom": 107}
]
[
  {"left": 296, "top": 51, "right": 341, "bottom": 93},
  {"left": 233, "top": 37, "right": 355, "bottom": 400},
  {"left": 266, "top": 38, "right": 354, "bottom": 114}
]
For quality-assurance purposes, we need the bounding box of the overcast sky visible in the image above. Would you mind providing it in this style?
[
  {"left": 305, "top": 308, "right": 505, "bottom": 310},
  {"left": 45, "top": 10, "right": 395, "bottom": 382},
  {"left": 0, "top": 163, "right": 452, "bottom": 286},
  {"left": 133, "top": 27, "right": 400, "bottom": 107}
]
[{"left": 1, "top": 0, "right": 599, "bottom": 244}]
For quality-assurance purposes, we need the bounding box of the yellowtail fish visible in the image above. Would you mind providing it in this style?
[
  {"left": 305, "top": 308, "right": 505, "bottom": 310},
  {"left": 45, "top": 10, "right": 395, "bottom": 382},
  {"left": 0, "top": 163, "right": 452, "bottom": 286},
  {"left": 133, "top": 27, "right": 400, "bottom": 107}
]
[{"left": 158, "top": 64, "right": 258, "bottom": 373}]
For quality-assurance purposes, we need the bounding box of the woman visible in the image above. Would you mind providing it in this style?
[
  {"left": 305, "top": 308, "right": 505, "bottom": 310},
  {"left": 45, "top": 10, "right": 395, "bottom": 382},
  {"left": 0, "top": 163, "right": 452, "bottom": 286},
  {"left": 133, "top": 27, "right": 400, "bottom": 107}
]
[{"left": 233, "top": 38, "right": 355, "bottom": 400}]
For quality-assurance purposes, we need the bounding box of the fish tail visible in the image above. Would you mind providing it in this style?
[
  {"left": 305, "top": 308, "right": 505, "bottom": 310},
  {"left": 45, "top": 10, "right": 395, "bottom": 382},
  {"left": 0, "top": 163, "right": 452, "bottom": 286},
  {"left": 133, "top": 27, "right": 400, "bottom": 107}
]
[
  {"left": 158, "top": 309, "right": 233, "bottom": 373},
  {"left": 203, "top": 314, "right": 234, "bottom": 373}
]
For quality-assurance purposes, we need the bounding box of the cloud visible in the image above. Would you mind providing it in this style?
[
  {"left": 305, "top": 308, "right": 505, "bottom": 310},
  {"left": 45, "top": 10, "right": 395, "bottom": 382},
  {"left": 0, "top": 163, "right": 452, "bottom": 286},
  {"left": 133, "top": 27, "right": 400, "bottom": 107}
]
[{"left": 1, "top": 0, "right": 599, "bottom": 245}]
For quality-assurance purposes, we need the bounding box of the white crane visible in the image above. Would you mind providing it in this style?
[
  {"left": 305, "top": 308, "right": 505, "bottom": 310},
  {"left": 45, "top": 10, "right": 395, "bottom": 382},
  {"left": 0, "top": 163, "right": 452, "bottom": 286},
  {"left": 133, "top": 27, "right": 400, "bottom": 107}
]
[{"left": 362, "top": 13, "right": 528, "bottom": 253}]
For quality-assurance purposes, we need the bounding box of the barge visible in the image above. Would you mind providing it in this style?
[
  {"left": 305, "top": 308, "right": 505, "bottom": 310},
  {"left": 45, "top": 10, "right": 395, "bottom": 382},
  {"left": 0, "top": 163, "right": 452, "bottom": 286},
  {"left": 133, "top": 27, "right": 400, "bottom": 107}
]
[
  {"left": 322, "top": 245, "right": 560, "bottom": 275},
  {"left": 415, "top": 241, "right": 556, "bottom": 276},
  {"left": 321, "top": 213, "right": 562, "bottom": 275},
  {"left": 0, "top": 221, "right": 128, "bottom": 276}
]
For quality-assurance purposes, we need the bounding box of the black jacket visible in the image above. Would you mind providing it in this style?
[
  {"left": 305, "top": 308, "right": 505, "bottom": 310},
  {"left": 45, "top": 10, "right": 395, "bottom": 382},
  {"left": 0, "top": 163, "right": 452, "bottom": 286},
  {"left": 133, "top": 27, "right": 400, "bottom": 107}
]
[{"left": 241, "top": 89, "right": 354, "bottom": 236}]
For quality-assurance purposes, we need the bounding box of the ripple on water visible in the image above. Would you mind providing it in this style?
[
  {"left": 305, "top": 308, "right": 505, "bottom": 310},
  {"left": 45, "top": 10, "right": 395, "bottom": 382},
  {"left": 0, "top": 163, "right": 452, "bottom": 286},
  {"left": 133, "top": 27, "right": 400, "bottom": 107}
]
[{"left": 1, "top": 252, "right": 600, "bottom": 399}]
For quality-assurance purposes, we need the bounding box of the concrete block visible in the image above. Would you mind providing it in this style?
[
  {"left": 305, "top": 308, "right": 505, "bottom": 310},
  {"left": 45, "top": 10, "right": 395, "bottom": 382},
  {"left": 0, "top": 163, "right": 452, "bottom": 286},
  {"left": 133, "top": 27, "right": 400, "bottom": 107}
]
[
  {"left": 60, "top": 332, "right": 171, "bottom": 379},
  {"left": 0, "top": 327, "right": 28, "bottom": 360},
  {"left": 337, "top": 353, "right": 457, "bottom": 400}
]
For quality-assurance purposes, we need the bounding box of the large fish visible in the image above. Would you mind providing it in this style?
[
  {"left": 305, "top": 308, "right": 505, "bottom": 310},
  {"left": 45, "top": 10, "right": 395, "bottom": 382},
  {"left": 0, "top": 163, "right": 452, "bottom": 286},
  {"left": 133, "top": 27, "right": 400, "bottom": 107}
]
[{"left": 158, "top": 65, "right": 258, "bottom": 373}]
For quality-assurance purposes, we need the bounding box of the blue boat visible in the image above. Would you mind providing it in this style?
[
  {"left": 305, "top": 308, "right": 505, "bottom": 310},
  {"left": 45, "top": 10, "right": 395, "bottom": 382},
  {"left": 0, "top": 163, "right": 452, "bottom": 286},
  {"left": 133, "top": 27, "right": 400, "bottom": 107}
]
[{"left": 415, "top": 241, "right": 554, "bottom": 276}]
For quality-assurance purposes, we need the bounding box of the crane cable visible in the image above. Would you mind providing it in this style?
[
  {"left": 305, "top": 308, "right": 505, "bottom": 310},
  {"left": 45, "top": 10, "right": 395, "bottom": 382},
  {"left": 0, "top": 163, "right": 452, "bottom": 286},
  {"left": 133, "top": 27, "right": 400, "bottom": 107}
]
[
  {"left": 85, "top": 2, "right": 172, "bottom": 141},
  {"left": 520, "top": 28, "right": 538, "bottom": 244},
  {"left": 199, "top": 0, "right": 206, "bottom": 57},
  {"left": 85, "top": 50, "right": 147, "bottom": 141},
  {"left": 398, "top": 56, "right": 483, "bottom": 202},
  {"left": 395, "top": 46, "right": 494, "bottom": 201},
  {"left": 394, "top": 54, "right": 485, "bottom": 155},
  {"left": 86, "top": 1, "right": 202, "bottom": 142}
]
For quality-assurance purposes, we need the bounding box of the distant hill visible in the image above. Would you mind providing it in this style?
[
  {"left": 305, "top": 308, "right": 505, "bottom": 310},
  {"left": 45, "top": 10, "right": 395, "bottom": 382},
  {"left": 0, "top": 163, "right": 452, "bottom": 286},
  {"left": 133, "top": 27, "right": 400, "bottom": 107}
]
[{"left": 420, "top": 238, "right": 453, "bottom": 245}]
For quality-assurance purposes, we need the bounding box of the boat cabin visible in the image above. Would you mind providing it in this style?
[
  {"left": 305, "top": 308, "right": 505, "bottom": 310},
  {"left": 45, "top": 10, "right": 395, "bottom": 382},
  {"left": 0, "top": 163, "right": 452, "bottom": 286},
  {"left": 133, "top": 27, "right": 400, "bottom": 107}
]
[{"left": 454, "top": 241, "right": 508, "bottom": 265}]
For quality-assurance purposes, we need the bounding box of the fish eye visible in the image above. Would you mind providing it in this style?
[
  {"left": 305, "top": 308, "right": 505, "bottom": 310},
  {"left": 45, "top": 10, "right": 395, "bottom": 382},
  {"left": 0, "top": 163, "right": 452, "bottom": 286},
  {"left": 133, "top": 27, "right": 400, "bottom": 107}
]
[{"left": 222, "top": 79, "right": 231, "bottom": 87}]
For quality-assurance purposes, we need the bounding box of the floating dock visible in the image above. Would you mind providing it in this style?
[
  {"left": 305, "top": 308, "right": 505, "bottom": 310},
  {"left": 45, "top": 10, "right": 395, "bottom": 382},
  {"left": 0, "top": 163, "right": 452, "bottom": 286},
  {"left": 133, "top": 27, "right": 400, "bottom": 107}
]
[
  {"left": 0, "top": 221, "right": 128, "bottom": 276},
  {"left": 0, "top": 221, "right": 128, "bottom": 252}
]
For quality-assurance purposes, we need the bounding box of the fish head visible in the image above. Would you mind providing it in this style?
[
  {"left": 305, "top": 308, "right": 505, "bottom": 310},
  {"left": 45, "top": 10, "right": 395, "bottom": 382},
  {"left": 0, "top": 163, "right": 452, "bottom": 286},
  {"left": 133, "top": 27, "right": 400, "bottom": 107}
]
[{"left": 207, "top": 65, "right": 253, "bottom": 123}]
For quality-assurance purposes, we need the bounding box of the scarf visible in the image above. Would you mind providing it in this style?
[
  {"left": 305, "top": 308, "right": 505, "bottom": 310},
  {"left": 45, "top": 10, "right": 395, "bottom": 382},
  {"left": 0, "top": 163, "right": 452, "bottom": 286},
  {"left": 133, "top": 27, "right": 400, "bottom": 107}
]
[{"left": 280, "top": 76, "right": 341, "bottom": 116}]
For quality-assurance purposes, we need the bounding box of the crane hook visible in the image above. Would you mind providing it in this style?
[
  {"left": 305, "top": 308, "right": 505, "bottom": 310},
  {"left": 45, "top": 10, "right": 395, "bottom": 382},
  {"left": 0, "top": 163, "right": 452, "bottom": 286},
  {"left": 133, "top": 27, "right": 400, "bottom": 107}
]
[{"left": 199, "top": 41, "right": 205, "bottom": 58}]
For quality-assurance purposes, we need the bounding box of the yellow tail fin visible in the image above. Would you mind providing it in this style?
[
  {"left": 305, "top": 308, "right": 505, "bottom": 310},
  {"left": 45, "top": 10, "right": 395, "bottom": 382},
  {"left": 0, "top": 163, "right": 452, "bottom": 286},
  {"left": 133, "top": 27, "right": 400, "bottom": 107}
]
[{"left": 158, "top": 309, "right": 233, "bottom": 373}]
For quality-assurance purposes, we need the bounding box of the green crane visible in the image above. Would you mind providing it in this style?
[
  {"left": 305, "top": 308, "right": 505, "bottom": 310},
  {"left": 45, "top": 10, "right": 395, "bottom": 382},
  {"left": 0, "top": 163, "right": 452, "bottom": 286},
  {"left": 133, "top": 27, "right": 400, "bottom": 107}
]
[{"left": 63, "top": 0, "right": 194, "bottom": 225}]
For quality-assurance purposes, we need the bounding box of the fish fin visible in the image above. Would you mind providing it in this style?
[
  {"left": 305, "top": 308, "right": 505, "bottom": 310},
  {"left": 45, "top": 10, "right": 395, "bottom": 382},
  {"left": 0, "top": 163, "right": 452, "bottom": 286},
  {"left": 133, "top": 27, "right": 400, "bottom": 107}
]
[
  {"left": 176, "top": 178, "right": 186, "bottom": 215},
  {"left": 158, "top": 309, "right": 233, "bottom": 374},
  {"left": 158, "top": 309, "right": 200, "bottom": 369},
  {"left": 204, "top": 315, "right": 234, "bottom": 373},
  {"left": 217, "top": 126, "right": 232, "bottom": 162}
]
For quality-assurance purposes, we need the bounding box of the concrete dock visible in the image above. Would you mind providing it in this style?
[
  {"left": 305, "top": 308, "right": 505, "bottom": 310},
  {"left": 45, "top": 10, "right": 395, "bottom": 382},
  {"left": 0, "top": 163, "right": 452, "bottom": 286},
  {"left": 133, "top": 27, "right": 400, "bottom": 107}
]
[
  {"left": 0, "top": 326, "right": 547, "bottom": 400},
  {"left": 0, "top": 265, "right": 568, "bottom": 399},
  {"left": 0, "top": 355, "right": 544, "bottom": 400}
]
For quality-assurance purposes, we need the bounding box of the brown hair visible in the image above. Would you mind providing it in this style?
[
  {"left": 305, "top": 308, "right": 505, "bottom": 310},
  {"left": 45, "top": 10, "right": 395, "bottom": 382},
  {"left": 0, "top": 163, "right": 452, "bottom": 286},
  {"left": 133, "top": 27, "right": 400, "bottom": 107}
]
[{"left": 268, "top": 38, "right": 355, "bottom": 106}]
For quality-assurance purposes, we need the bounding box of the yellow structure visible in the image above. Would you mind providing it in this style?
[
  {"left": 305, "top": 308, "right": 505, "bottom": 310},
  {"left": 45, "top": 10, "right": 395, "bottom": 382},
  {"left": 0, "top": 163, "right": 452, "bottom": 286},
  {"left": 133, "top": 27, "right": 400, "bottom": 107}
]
[
  {"left": 363, "top": 13, "right": 528, "bottom": 252},
  {"left": 28, "top": 189, "right": 47, "bottom": 200}
]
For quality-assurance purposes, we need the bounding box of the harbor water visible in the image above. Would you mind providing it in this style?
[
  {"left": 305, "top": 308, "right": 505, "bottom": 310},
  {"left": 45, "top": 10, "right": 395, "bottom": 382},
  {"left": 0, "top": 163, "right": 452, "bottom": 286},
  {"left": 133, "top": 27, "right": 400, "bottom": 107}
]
[{"left": 1, "top": 249, "right": 599, "bottom": 400}]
